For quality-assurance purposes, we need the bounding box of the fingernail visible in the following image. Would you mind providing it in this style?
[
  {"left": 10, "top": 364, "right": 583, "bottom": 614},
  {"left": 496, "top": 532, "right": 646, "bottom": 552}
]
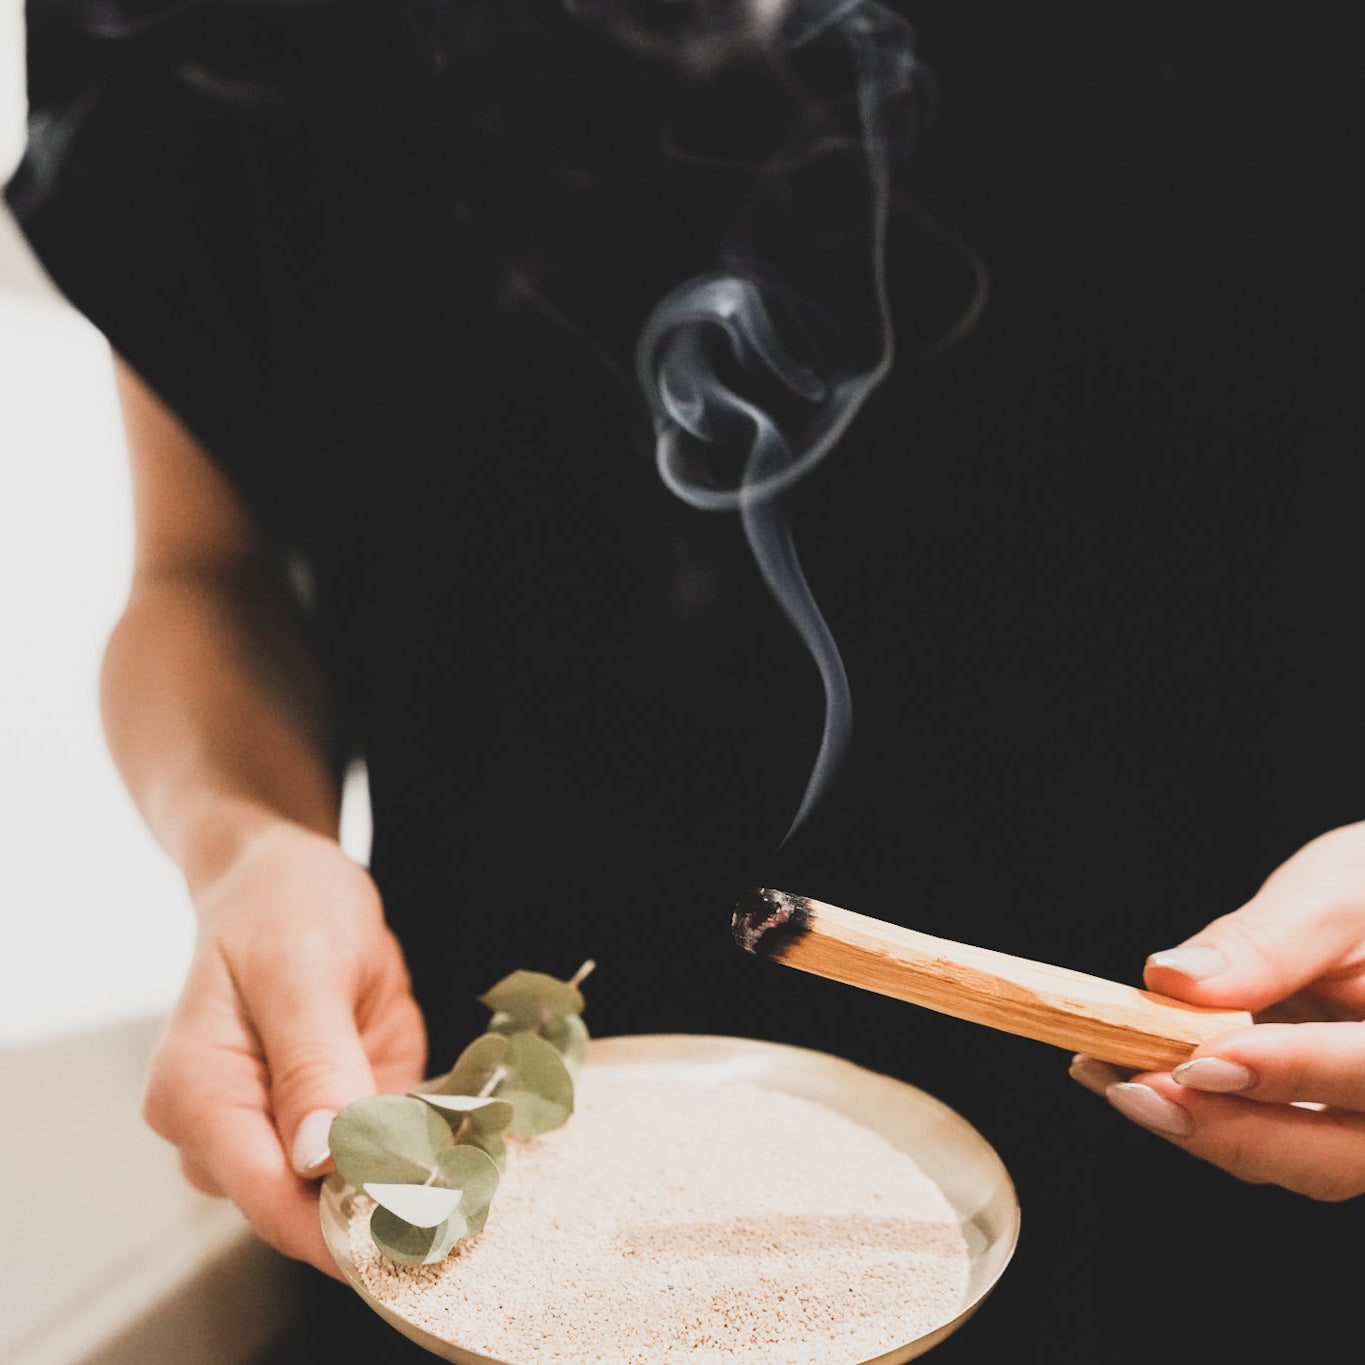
[
  {"left": 1107, "top": 1082, "right": 1195, "bottom": 1137},
  {"left": 1146, "top": 945, "right": 1229, "bottom": 980},
  {"left": 1172, "top": 1057, "right": 1257, "bottom": 1094},
  {"left": 1068, "top": 1054, "right": 1125, "bottom": 1096},
  {"left": 291, "top": 1109, "right": 335, "bottom": 1177}
]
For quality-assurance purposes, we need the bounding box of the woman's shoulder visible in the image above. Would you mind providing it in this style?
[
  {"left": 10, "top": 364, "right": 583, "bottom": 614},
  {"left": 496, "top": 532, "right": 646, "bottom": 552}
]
[{"left": 5, "top": 0, "right": 419, "bottom": 494}]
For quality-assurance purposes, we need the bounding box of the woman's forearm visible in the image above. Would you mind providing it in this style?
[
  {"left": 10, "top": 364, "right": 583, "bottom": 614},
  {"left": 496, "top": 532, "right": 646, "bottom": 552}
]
[
  {"left": 106, "top": 355, "right": 345, "bottom": 903},
  {"left": 101, "top": 561, "right": 342, "bottom": 902}
]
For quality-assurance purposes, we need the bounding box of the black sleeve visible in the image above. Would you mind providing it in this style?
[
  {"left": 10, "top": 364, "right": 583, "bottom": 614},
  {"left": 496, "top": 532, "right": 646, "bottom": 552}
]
[
  {"left": 4, "top": 0, "right": 291, "bottom": 478},
  {"left": 4, "top": 0, "right": 416, "bottom": 542}
]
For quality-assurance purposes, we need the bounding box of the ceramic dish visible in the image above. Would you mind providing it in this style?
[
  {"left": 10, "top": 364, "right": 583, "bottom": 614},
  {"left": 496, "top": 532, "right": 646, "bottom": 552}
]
[{"left": 320, "top": 1033, "right": 1020, "bottom": 1363}]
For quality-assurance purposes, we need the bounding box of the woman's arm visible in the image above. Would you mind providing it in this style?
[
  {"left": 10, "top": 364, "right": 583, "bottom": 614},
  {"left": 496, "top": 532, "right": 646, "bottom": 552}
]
[
  {"left": 107, "top": 358, "right": 426, "bottom": 1275},
  {"left": 104, "top": 355, "right": 339, "bottom": 889}
]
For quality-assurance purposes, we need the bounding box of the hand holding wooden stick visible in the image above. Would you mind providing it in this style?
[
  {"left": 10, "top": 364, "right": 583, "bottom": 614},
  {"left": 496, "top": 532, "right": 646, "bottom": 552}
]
[{"left": 733, "top": 888, "right": 1252, "bottom": 1071}]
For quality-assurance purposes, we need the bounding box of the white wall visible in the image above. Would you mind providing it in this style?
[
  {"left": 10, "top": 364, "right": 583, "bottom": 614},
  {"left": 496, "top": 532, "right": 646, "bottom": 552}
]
[
  {"left": 0, "top": 3, "right": 371, "bottom": 1045},
  {"left": 0, "top": 3, "right": 196, "bottom": 1043},
  {"left": 0, "top": 13, "right": 304, "bottom": 1357}
]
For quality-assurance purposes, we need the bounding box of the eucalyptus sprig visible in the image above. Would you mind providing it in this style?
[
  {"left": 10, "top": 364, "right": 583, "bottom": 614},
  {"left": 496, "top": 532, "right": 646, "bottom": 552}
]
[{"left": 329, "top": 960, "right": 594, "bottom": 1265}]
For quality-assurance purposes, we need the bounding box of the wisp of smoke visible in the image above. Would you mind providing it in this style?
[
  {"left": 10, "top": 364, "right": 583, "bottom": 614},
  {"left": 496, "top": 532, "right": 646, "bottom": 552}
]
[
  {"left": 628, "top": 0, "right": 920, "bottom": 846},
  {"left": 41, "top": 0, "right": 949, "bottom": 852}
]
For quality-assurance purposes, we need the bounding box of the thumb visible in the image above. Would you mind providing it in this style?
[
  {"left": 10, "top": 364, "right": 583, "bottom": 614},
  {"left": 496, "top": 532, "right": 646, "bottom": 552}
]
[
  {"left": 1145, "top": 881, "right": 1363, "bottom": 1014},
  {"left": 253, "top": 978, "right": 378, "bottom": 1179}
]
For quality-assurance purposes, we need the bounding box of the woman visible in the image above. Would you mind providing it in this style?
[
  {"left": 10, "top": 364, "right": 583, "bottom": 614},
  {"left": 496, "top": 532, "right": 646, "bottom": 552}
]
[{"left": 9, "top": 1, "right": 1362, "bottom": 1359}]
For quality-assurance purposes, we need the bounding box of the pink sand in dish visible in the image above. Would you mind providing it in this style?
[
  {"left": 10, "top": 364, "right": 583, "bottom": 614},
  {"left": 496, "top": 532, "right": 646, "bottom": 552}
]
[{"left": 347, "top": 1069, "right": 970, "bottom": 1365}]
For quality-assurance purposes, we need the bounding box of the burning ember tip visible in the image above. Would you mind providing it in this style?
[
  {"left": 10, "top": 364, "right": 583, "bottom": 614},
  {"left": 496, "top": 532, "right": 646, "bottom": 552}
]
[{"left": 732, "top": 886, "right": 812, "bottom": 956}]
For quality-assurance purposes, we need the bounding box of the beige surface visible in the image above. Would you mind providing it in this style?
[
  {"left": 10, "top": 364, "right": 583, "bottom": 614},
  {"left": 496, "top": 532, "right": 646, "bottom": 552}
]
[{"left": 0, "top": 1015, "right": 298, "bottom": 1364}]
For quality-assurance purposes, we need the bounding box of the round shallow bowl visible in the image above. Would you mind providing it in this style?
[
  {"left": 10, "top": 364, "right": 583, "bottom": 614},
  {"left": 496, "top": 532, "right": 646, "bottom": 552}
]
[{"left": 321, "top": 1033, "right": 1020, "bottom": 1363}]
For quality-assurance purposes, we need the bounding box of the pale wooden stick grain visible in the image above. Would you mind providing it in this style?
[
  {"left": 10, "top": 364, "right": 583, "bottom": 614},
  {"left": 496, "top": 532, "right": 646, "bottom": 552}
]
[{"left": 769, "top": 898, "right": 1251, "bottom": 1071}]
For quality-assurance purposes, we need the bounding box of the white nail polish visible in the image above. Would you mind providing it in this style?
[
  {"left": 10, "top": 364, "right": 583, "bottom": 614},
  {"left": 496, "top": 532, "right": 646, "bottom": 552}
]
[
  {"left": 1173, "top": 1057, "right": 1257, "bottom": 1093},
  {"left": 1069, "top": 1055, "right": 1124, "bottom": 1096},
  {"left": 1106, "top": 1082, "right": 1195, "bottom": 1137},
  {"left": 1146, "top": 945, "right": 1229, "bottom": 980},
  {"left": 291, "top": 1109, "right": 335, "bottom": 1176}
]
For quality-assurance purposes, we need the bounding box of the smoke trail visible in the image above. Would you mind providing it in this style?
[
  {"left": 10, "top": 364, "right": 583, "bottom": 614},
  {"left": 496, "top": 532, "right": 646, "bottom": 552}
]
[
  {"left": 565, "top": 0, "right": 792, "bottom": 69},
  {"left": 630, "top": 0, "right": 919, "bottom": 844},
  {"left": 58, "top": 0, "right": 942, "bottom": 849}
]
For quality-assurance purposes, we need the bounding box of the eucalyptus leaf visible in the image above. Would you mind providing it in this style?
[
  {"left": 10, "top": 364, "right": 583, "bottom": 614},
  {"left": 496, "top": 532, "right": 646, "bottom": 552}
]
[
  {"left": 556, "top": 1011, "right": 590, "bottom": 1073},
  {"left": 429, "top": 1031, "right": 574, "bottom": 1136},
  {"left": 439, "top": 1032, "right": 512, "bottom": 1098},
  {"left": 438, "top": 1143, "right": 501, "bottom": 1237},
  {"left": 415, "top": 1093, "right": 514, "bottom": 1172},
  {"left": 329, "top": 1095, "right": 458, "bottom": 1191},
  {"left": 347, "top": 962, "right": 593, "bottom": 1268},
  {"left": 416, "top": 1092, "right": 515, "bottom": 1136},
  {"left": 489, "top": 1008, "right": 589, "bottom": 1073},
  {"left": 370, "top": 1206, "right": 465, "bottom": 1265},
  {"left": 416, "top": 1094, "right": 507, "bottom": 1116},
  {"left": 479, "top": 970, "right": 585, "bottom": 1026},
  {"left": 471, "top": 1130, "right": 507, "bottom": 1174},
  {"left": 363, "top": 1182, "right": 463, "bottom": 1229},
  {"left": 499, "top": 1031, "right": 575, "bottom": 1136}
]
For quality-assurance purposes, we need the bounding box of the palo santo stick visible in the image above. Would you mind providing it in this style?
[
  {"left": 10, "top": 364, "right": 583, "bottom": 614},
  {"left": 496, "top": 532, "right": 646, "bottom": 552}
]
[{"left": 733, "top": 888, "right": 1252, "bottom": 1072}]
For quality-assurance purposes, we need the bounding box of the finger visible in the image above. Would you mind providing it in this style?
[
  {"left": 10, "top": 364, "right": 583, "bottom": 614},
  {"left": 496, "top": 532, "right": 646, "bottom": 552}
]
[
  {"left": 1103, "top": 1072, "right": 1365, "bottom": 1202},
  {"left": 148, "top": 958, "right": 347, "bottom": 1277},
  {"left": 200, "top": 1092, "right": 346, "bottom": 1276},
  {"left": 179, "top": 1155, "right": 225, "bottom": 1197},
  {"left": 1067, "top": 1054, "right": 1130, "bottom": 1096},
  {"left": 149, "top": 1037, "right": 345, "bottom": 1277},
  {"left": 241, "top": 945, "right": 380, "bottom": 1178},
  {"left": 357, "top": 935, "right": 428, "bottom": 1097},
  {"left": 1144, "top": 879, "right": 1365, "bottom": 1013},
  {"left": 1173, "top": 1021, "right": 1365, "bottom": 1111}
]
